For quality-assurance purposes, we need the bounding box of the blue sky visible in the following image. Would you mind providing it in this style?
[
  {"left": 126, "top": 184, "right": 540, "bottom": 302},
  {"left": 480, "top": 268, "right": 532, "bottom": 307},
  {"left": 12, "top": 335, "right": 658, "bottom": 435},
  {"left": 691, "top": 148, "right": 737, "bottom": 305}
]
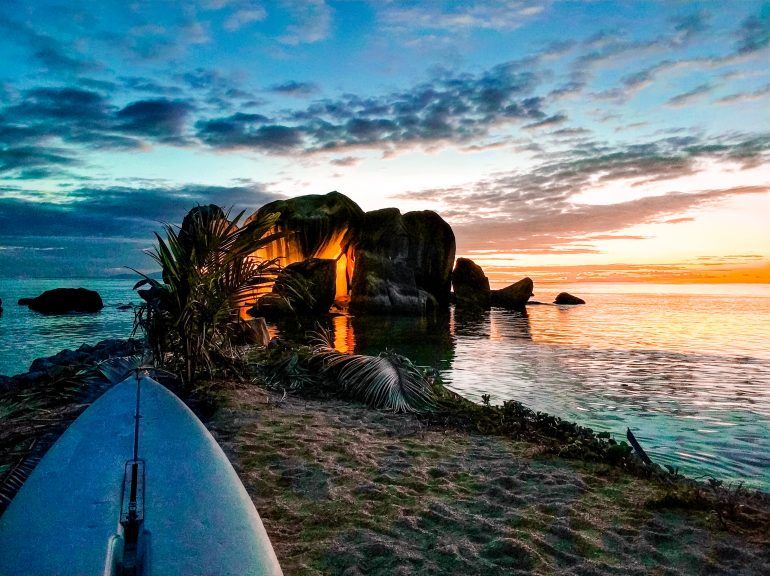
[{"left": 0, "top": 0, "right": 768, "bottom": 281}]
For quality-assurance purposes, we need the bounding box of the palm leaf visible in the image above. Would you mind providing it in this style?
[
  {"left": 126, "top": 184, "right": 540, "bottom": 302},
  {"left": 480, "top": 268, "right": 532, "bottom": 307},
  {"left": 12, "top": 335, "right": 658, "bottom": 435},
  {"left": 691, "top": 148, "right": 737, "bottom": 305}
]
[{"left": 310, "top": 329, "right": 434, "bottom": 413}]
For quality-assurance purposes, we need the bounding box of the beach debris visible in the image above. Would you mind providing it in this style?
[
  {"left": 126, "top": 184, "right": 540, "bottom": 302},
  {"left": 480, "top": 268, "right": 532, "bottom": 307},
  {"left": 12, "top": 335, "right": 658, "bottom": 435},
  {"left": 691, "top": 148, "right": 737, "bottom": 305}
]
[{"left": 626, "top": 427, "right": 654, "bottom": 466}]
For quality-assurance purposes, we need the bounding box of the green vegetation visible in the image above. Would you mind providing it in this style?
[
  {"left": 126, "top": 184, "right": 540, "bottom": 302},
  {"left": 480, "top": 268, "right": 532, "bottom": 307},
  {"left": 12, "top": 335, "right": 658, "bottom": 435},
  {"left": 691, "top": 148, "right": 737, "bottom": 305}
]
[
  {"left": 251, "top": 329, "right": 435, "bottom": 413},
  {"left": 133, "top": 206, "right": 282, "bottom": 385},
  {"left": 209, "top": 388, "right": 770, "bottom": 575}
]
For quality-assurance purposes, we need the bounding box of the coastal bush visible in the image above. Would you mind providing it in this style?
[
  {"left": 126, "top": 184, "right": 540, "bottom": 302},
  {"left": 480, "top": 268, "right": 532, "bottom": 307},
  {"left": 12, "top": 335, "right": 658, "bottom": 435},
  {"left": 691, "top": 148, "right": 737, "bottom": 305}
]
[{"left": 133, "top": 207, "right": 283, "bottom": 385}]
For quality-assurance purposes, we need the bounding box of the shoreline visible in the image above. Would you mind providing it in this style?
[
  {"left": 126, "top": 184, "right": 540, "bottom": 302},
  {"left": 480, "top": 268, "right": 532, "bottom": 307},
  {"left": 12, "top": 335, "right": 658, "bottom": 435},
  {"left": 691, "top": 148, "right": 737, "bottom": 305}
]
[
  {"left": 1, "top": 340, "right": 769, "bottom": 574},
  {"left": 208, "top": 385, "right": 770, "bottom": 575}
]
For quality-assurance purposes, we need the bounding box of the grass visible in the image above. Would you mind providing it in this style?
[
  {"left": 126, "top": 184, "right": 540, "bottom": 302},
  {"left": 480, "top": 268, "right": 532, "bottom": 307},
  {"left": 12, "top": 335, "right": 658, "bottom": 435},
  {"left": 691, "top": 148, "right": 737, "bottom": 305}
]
[{"left": 207, "top": 384, "right": 770, "bottom": 575}]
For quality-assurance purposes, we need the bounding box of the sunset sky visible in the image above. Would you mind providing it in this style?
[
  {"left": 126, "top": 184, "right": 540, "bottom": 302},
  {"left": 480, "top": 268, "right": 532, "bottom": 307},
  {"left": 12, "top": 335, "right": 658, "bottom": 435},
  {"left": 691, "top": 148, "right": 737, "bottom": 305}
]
[{"left": 0, "top": 0, "right": 768, "bottom": 282}]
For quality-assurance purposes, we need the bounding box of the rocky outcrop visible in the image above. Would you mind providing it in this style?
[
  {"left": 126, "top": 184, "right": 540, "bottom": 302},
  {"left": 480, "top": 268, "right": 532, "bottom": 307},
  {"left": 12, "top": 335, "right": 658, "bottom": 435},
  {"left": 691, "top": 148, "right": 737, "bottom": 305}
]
[
  {"left": 451, "top": 258, "right": 490, "bottom": 310},
  {"left": 402, "top": 211, "right": 456, "bottom": 308},
  {"left": 244, "top": 192, "right": 456, "bottom": 315},
  {"left": 252, "top": 191, "right": 364, "bottom": 259},
  {"left": 20, "top": 288, "right": 103, "bottom": 315},
  {"left": 554, "top": 292, "right": 585, "bottom": 305},
  {"left": 348, "top": 208, "right": 454, "bottom": 315},
  {"left": 491, "top": 277, "right": 533, "bottom": 310}
]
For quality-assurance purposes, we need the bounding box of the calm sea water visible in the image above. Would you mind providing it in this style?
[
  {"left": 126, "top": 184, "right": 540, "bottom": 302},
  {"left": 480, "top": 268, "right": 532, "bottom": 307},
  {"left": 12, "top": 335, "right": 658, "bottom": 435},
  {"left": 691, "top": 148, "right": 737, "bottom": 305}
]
[
  {"left": 322, "top": 283, "right": 770, "bottom": 490},
  {"left": 0, "top": 279, "right": 139, "bottom": 376},
  {"left": 1, "top": 279, "right": 768, "bottom": 489}
]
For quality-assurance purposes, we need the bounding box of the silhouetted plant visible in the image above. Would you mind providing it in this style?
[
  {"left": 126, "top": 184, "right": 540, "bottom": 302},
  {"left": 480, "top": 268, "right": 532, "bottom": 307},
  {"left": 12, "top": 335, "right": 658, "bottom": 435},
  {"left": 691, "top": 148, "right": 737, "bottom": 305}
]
[{"left": 133, "top": 206, "right": 282, "bottom": 385}]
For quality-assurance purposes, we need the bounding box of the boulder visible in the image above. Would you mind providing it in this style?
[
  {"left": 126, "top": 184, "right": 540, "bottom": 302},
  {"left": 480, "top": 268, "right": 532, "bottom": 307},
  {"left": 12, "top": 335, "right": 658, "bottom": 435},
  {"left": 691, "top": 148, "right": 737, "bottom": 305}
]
[
  {"left": 251, "top": 191, "right": 364, "bottom": 259},
  {"left": 274, "top": 258, "right": 337, "bottom": 314},
  {"left": 27, "top": 338, "right": 141, "bottom": 374},
  {"left": 451, "top": 258, "right": 490, "bottom": 309},
  {"left": 402, "top": 211, "right": 456, "bottom": 307},
  {"left": 247, "top": 294, "right": 293, "bottom": 320},
  {"left": 22, "top": 288, "right": 103, "bottom": 315},
  {"left": 348, "top": 208, "right": 444, "bottom": 315},
  {"left": 491, "top": 277, "right": 534, "bottom": 310},
  {"left": 554, "top": 292, "right": 585, "bottom": 305}
]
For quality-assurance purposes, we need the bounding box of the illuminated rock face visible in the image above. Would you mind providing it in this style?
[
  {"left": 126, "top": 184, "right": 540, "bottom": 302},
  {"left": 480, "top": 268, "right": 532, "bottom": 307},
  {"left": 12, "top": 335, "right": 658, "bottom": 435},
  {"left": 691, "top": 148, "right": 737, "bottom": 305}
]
[
  {"left": 242, "top": 191, "right": 456, "bottom": 315},
  {"left": 247, "top": 192, "right": 363, "bottom": 304}
]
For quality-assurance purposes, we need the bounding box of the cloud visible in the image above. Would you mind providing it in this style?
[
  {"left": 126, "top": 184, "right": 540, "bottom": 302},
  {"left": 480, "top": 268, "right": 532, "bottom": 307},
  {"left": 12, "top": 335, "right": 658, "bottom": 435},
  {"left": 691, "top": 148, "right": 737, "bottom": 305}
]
[
  {"left": 197, "top": 61, "right": 545, "bottom": 152},
  {"left": 269, "top": 81, "right": 320, "bottom": 97},
  {"left": 391, "top": 133, "right": 770, "bottom": 253},
  {"left": 716, "top": 82, "right": 770, "bottom": 104},
  {"left": 0, "top": 15, "right": 94, "bottom": 73},
  {"left": 735, "top": 2, "right": 770, "bottom": 54},
  {"left": 224, "top": 6, "right": 267, "bottom": 31},
  {"left": 0, "top": 182, "right": 282, "bottom": 277},
  {"left": 666, "top": 83, "right": 714, "bottom": 107},
  {"left": 195, "top": 114, "right": 301, "bottom": 150},
  {"left": 279, "top": 0, "right": 332, "bottom": 45},
  {"left": 523, "top": 113, "right": 567, "bottom": 130},
  {"left": 376, "top": 1, "right": 546, "bottom": 34},
  {"left": 0, "top": 145, "right": 78, "bottom": 177},
  {"left": 116, "top": 99, "right": 193, "bottom": 140},
  {"left": 0, "top": 87, "right": 198, "bottom": 173},
  {"left": 671, "top": 10, "right": 711, "bottom": 46}
]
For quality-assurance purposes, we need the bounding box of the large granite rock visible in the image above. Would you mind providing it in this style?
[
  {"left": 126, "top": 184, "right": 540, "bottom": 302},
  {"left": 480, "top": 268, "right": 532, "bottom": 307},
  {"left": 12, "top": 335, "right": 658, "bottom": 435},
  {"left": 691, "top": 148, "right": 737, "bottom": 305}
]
[
  {"left": 402, "top": 211, "right": 456, "bottom": 308},
  {"left": 20, "top": 288, "right": 103, "bottom": 315},
  {"left": 452, "top": 258, "right": 490, "bottom": 309},
  {"left": 251, "top": 191, "right": 364, "bottom": 258},
  {"left": 348, "top": 208, "right": 454, "bottom": 315},
  {"left": 554, "top": 292, "right": 585, "bottom": 305},
  {"left": 491, "top": 277, "right": 534, "bottom": 310},
  {"left": 245, "top": 192, "right": 456, "bottom": 315}
]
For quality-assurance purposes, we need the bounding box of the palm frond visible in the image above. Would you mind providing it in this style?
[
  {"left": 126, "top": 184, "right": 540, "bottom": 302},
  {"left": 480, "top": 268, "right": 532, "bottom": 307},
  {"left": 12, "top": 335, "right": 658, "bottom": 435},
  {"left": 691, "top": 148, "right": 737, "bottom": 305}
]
[
  {"left": 132, "top": 205, "right": 285, "bottom": 385},
  {"left": 310, "top": 329, "right": 434, "bottom": 413}
]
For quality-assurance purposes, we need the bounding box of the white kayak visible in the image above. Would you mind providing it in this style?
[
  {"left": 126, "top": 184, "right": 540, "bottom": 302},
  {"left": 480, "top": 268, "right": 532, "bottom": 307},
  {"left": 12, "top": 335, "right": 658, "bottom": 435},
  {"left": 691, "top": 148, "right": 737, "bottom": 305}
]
[{"left": 0, "top": 374, "right": 283, "bottom": 576}]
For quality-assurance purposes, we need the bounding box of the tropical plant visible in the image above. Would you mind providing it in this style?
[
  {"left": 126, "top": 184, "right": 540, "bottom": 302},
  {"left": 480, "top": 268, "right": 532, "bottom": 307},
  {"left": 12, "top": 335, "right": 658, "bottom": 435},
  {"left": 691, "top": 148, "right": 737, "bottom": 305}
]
[
  {"left": 133, "top": 206, "right": 283, "bottom": 385},
  {"left": 309, "top": 329, "right": 435, "bottom": 413}
]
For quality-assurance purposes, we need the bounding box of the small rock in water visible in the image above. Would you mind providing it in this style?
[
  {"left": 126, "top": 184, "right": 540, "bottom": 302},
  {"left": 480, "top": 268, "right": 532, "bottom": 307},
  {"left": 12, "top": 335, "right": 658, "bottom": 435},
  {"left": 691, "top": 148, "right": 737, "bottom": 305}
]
[
  {"left": 554, "top": 292, "right": 585, "bottom": 305},
  {"left": 22, "top": 288, "right": 103, "bottom": 314}
]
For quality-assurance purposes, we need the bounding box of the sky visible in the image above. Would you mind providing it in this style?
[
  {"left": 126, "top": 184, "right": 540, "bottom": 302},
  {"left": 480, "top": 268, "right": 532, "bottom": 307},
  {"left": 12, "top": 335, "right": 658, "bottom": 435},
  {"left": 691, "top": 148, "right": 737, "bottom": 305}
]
[{"left": 0, "top": 0, "right": 768, "bottom": 283}]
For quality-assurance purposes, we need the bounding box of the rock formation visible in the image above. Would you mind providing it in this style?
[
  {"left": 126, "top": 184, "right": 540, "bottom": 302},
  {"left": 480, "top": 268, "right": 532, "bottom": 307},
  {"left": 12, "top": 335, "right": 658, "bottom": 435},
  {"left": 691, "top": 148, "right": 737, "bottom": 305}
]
[
  {"left": 491, "top": 277, "right": 534, "bottom": 310},
  {"left": 19, "top": 288, "right": 104, "bottom": 315},
  {"left": 349, "top": 208, "right": 455, "bottom": 315},
  {"left": 554, "top": 292, "right": 586, "bottom": 305},
  {"left": 451, "top": 258, "right": 490, "bottom": 309},
  {"left": 249, "top": 192, "right": 363, "bottom": 302},
  {"left": 242, "top": 192, "right": 456, "bottom": 316}
]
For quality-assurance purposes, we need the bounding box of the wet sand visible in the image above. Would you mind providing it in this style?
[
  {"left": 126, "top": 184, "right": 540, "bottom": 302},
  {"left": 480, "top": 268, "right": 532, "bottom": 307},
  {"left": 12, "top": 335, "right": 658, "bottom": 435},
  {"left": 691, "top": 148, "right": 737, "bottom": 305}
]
[{"left": 209, "top": 386, "right": 770, "bottom": 576}]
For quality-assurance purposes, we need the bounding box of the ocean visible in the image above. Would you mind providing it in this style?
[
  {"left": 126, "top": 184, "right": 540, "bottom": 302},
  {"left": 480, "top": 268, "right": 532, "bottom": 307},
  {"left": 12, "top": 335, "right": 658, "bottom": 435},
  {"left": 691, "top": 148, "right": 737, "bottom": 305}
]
[{"left": 1, "top": 279, "right": 769, "bottom": 489}]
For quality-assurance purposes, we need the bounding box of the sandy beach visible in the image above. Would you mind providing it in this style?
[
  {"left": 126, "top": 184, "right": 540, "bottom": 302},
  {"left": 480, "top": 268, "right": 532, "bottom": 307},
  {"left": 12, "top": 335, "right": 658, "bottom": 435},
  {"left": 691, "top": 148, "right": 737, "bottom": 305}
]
[{"left": 208, "top": 385, "right": 770, "bottom": 575}]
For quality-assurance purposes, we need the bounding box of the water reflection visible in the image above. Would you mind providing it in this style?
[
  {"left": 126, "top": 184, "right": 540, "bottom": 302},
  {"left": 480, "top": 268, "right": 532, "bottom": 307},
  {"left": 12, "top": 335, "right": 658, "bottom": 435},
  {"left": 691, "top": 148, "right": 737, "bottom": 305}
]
[{"left": 269, "top": 291, "right": 770, "bottom": 489}]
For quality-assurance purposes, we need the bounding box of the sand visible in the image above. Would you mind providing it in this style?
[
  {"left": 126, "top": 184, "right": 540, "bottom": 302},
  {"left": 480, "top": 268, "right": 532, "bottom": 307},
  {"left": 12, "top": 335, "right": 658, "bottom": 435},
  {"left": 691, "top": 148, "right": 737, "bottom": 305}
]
[{"left": 208, "top": 386, "right": 770, "bottom": 576}]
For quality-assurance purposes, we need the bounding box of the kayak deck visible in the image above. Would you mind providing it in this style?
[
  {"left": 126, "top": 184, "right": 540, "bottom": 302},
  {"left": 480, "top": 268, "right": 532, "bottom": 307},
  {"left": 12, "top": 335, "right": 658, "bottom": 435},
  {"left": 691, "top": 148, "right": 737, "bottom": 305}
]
[{"left": 0, "top": 375, "right": 283, "bottom": 576}]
